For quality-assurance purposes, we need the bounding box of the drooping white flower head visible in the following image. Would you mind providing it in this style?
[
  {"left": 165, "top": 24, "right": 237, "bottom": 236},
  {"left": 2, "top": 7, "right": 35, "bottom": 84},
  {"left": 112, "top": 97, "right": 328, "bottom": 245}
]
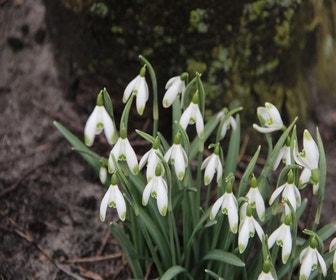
[
  {"left": 84, "top": 92, "right": 118, "bottom": 146},
  {"left": 164, "top": 134, "right": 188, "bottom": 180},
  {"left": 257, "top": 260, "right": 275, "bottom": 280},
  {"left": 238, "top": 203, "right": 264, "bottom": 253},
  {"left": 179, "top": 92, "right": 204, "bottom": 138},
  {"left": 268, "top": 216, "right": 292, "bottom": 264},
  {"left": 329, "top": 237, "right": 336, "bottom": 272},
  {"left": 245, "top": 175, "right": 265, "bottom": 221},
  {"left": 269, "top": 170, "right": 301, "bottom": 214},
  {"left": 217, "top": 110, "right": 237, "bottom": 139},
  {"left": 139, "top": 137, "right": 163, "bottom": 181},
  {"left": 253, "top": 102, "right": 284, "bottom": 133},
  {"left": 273, "top": 138, "right": 292, "bottom": 170},
  {"left": 299, "top": 238, "right": 327, "bottom": 280},
  {"left": 294, "top": 129, "right": 320, "bottom": 194},
  {"left": 257, "top": 271, "right": 275, "bottom": 280},
  {"left": 99, "top": 165, "right": 108, "bottom": 185},
  {"left": 142, "top": 164, "right": 168, "bottom": 216},
  {"left": 201, "top": 144, "right": 223, "bottom": 185},
  {"left": 108, "top": 126, "right": 139, "bottom": 175},
  {"left": 210, "top": 182, "right": 238, "bottom": 234},
  {"left": 100, "top": 175, "right": 126, "bottom": 221},
  {"left": 123, "top": 66, "right": 149, "bottom": 115},
  {"left": 162, "top": 73, "right": 188, "bottom": 108}
]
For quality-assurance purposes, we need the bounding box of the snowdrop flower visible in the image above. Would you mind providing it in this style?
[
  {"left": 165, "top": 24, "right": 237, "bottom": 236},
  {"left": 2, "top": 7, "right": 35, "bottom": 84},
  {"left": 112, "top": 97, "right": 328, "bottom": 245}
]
[
  {"left": 139, "top": 137, "right": 163, "bottom": 181},
  {"left": 84, "top": 91, "right": 118, "bottom": 146},
  {"left": 238, "top": 203, "right": 264, "bottom": 253},
  {"left": 162, "top": 73, "right": 188, "bottom": 108},
  {"left": 273, "top": 137, "right": 292, "bottom": 170},
  {"left": 201, "top": 144, "right": 223, "bottom": 185},
  {"left": 258, "top": 271, "right": 274, "bottom": 280},
  {"left": 123, "top": 65, "right": 149, "bottom": 115},
  {"left": 179, "top": 92, "right": 204, "bottom": 138},
  {"left": 329, "top": 237, "right": 336, "bottom": 272},
  {"left": 100, "top": 175, "right": 126, "bottom": 221},
  {"left": 253, "top": 102, "right": 284, "bottom": 133},
  {"left": 142, "top": 164, "right": 168, "bottom": 216},
  {"left": 268, "top": 215, "right": 292, "bottom": 264},
  {"left": 217, "top": 109, "right": 237, "bottom": 139},
  {"left": 108, "top": 125, "right": 139, "bottom": 175},
  {"left": 294, "top": 129, "right": 320, "bottom": 194},
  {"left": 99, "top": 165, "right": 108, "bottom": 185},
  {"left": 299, "top": 237, "right": 327, "bottom": 280},
  {"left": 269, "top": 170, "right": 301, "bottom": 214},
  {"left": 258, "top": 260, "right": 275, "bottom": 280},
  {"left": 245, "top": 175, "right": 265, "bottom": 221},
  {"left": 164, "top": 133, "right": 188, "bottom": 180},
  {"left": 210, "top": 182, "right": 238, "bottom": 233}
]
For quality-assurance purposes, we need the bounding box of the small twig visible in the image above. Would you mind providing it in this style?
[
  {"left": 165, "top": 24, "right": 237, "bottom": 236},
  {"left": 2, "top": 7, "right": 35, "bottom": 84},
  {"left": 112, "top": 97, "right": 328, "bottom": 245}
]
[{"left": 65, "top": 253, "right": 123, "bottom": 264}]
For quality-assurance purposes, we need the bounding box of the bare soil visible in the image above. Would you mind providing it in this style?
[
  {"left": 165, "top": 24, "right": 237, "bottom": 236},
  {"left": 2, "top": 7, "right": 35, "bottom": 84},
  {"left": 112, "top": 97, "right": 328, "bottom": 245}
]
[{"left": 1, "top": 1, "right": 336, "bottom": 280}]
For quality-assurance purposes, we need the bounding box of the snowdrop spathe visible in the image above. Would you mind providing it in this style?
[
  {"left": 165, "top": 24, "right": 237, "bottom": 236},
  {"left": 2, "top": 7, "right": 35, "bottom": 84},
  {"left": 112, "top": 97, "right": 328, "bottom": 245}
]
[
  {"left": 123, "top": 65, "right": 149, "bottom": 115},
  {"left": 162, "top": 73, "right": 188, "bottom": 108},
  {"left": 84, "top": 91, "right": 118, "bottom": 146},
  {"left": 142, "top": 164, "right": 168, "bottom": 216},
  {"left": 179, "top": 92, "right": 204, "bottom": 138},
  {"left": 253, "top": 102, "right": 284, "bottom": 133},
  {"left": 100, "top": 175, "right": 126, "bottom": 221}
]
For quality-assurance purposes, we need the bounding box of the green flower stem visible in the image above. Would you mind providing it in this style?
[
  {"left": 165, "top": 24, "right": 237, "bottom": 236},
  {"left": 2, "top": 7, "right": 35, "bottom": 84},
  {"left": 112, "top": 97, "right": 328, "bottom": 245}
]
[
  {"left": 172, "top": 95, "right": 182, "bottom": 137},
  {"left": 139, "top": 55, "right": 158, "bottom": 136},
  {"left": 313, "top": 128, "right": 326, "bottom": 231},
  {"left": 120, "top": 94, "right": 135, "bottom": 132}
]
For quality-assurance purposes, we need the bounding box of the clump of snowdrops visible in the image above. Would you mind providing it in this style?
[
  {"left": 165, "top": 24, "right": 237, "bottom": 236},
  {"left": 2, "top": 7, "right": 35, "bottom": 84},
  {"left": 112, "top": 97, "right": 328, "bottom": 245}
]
[{"left": 55, "top": 56, "right": 336, "bottom": 280}]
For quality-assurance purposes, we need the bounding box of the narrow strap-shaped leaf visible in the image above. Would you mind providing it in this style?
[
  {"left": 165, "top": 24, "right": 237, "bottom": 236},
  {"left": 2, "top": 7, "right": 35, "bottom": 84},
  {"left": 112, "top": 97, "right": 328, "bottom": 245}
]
[
  {"left": 202, "top": 249, "right": 245, "bottom": 267},
  {"left": 102, "top": 87, "right": 115, "bottom": 120},
  {"left": 237, "top": 145, "right": 261, "bottom": 197},
  {"left": 53, "top": 121, "right": 101, "bottom": 174},
  {"left": 110, "top": 222, "right": 144, "bottom": 278},
  {"left": 160, "top": 265, "right": 193, "bottom": 280},
  {"left": 204, "top": 269, "right": 225, "bottom": 280},
  {"left": 224, "top": 115, "right": 241, "bottom": 178}
]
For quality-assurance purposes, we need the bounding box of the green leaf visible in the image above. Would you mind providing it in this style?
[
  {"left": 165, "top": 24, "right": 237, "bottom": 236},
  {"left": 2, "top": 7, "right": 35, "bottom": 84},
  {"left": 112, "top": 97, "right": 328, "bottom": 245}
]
[
  {"left": 204, "top": 269, "right": 225, "bottom": 280},
  {"left": 202, "top": 249, "right": 245, "bottom": 267},
  {"left": 110, "top": 222, "right": 144, "bottom": 278},
  {"left": 224, "top": 115, "right": 241, "bottom": 177},
  {"left": 102, "top": 87, "right": 115, "bottom": 120},
  {"left": 53, "top": 121, "right": 101, "bottom": 174},
  {"left": 160, "top": 265, "right": 193, "bottom": 280},
  {"left": 237, "top": 145, "right": 261, "bottom": 197}
]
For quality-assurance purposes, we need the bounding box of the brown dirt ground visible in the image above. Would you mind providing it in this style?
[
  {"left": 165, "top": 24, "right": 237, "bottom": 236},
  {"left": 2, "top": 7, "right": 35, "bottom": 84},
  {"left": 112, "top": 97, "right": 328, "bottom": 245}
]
[{"left": 1, "top": 1, "right": 336, "bottom": 280}]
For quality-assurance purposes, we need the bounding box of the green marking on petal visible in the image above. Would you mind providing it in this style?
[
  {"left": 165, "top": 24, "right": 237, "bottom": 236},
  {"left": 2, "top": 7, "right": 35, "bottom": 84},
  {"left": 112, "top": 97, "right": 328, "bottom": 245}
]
[
  {"left": 160, "top": 206, "right": 167, "bottom": 216},
  {"left": 239, "top": 244, "right": 245, "bottom": 253},
  {"left": 133, "top": 165, "right": 139, "bottom": 174},
  {"left": 120, "top": 212, "right": 126, "bottom": 221},
  {"left": 232, "top": 224, "right": 238, "bottom": 234},
  {"left": 178, "top": 172, "right": 184, "bottom": 180}
]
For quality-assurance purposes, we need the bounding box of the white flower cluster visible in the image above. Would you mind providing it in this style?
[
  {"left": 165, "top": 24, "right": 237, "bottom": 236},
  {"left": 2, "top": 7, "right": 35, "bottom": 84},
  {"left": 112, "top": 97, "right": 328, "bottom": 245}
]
[{"left": 83, "top": 68, "right": 332, "bottom": 280}]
